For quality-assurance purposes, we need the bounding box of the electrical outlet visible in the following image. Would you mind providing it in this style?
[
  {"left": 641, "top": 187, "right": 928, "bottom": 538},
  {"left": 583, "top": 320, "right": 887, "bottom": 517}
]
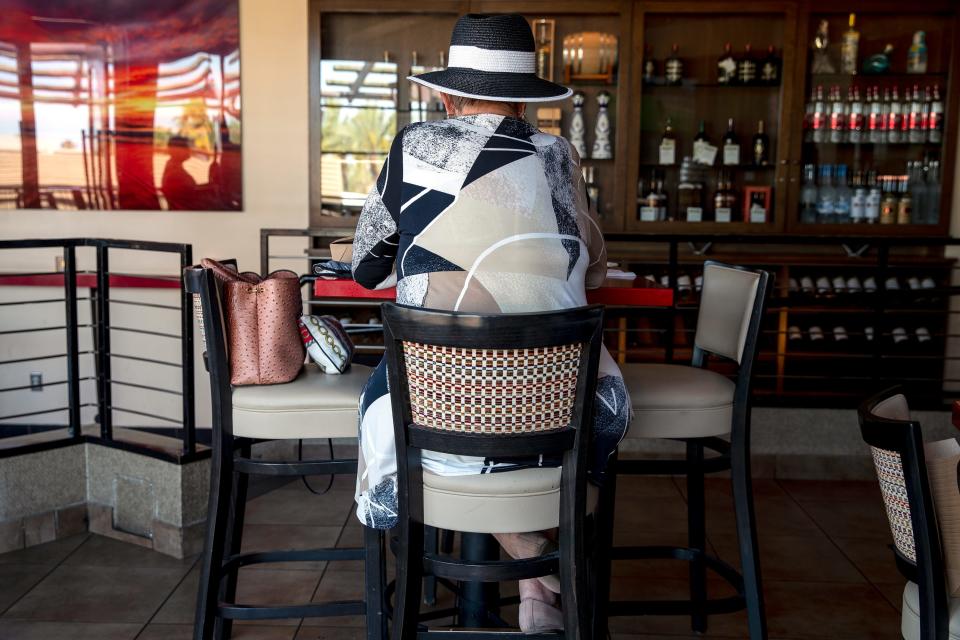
[{"left": 30, "top": 373, "right": 42, "bottom": 391}]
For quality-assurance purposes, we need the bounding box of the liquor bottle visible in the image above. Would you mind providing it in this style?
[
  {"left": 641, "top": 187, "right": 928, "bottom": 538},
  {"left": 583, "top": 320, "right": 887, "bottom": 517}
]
[
  {"left": 907, "top": 30, "right": 928, "bottom": 74},
  {"left": 850, "top": 170, "right": 867, "bottom": 223},
  {"left": 665, "top": 43, "right": 683, "bottom": 85},
  {"left": 643, "top": 45, "right": 656, "bottom": 84},
  {"left": 800, "top": 164, "right": 819, "bottom": 224},
  {"left": 717, "top": 43, "right": 736, "bottom": 85},
  {"left": 907, "top": 161, "right": 928, "bottom": 224},
  {"left": 692, "top": 120, "right": 715, "bottom": 165},
  {"left": 811, "top": 85, "right": 827, "bottom": 144},
  {"left": 659, "top": 118, "right": 677, "bottom": 165},
  {"left": 829, "top": 85, "right": 846, "bottom": 144},
  {"left": 867, "top": 86, "right": 884, "bottom": 144},
  {"left": 928, "top": 84, "right": 944, "bottom": 143},
  {"left": 926, "top": 160, "right": 941, "bottom": 224},
  {"left": 655, "top": 173, "right": 669, "bottom": 220},
  {"left": 817, "top": 164, "right": 836, "bottom": 223},
  {"left": 714, "top": 170, "right": 736, "bottom": 223},
  {"left": 887, "top": 86, "right": 902, "bottom": 144},
  {"left": 841, "top": 13, "right": 860, "bottom": 75},
  {"left": 880, "top": 177, "right": 897, "bottom": 224},
  {"left": 639, "top": 172, "right": 659, "bottom": 221},
  {"left": 834, "top": 164, "right": 852, "bottom": 223},
  {"left": 865, "top": 169, "right": 881, "bottom": 223},
  {"left": 908, "top": 85, "right": 925, "bottom": 144},
  {"left": 752, "top": 119, "right": 769, "bottom": 166},
  {"left": 722, "top": 118, "right": 740, "bottom": 166},
  {"left": 761, "top": 45, "right": 780, "bottom": 85},
  {"left": 678, "top": 157, "right": 705, "bottom": 221},
  {"left": 737, "top": 44, "right": 757, "bottom": 85},
  {"left": 896, "top": 175, "right": 912, "bottom": 224},
  {"left": 828, "top": 86, "right": 846, "bottom": 144},
  {"left": 847, "top": 85, "right": 864, "bottom": 144},
  {"left": 584, "top": 165, "right": 600, "bottom": 213}
]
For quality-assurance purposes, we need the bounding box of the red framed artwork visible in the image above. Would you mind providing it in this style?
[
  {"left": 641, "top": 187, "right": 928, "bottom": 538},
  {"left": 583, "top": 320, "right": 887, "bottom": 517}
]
[{"left": 0, "top": 0, "right": 241, "bottom": 211}]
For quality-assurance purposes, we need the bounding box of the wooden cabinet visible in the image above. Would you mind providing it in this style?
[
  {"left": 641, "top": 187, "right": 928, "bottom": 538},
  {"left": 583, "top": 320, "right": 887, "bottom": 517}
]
[{"left": 309, "top": 0, "right": 959, "bottom": 236}]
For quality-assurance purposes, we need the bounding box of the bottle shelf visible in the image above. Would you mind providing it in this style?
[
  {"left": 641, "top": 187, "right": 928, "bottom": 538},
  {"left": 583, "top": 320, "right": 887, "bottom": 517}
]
[
  {"left": 642, "top": 80, "right": 781, "bottom": 89},
  {"left": 809, "top": 72, "right": 948, "bottom": 82},
  {"left": 639, "top": 162, "right": 776, "bottom": 171},
  {"left": 803, "top": 140, "right": 942, "bottom": 148}
]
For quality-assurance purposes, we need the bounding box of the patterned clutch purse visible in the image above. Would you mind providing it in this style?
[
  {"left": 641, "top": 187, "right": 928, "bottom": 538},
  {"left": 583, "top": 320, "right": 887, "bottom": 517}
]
[{"left": 298, "top": 315, "right": 354, "bottom": 374}]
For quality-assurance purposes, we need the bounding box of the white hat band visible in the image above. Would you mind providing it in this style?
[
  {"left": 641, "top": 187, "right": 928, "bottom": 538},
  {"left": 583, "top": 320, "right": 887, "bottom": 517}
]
[{"left": 447, "top": 45, "right": 536, "bottom": 73}]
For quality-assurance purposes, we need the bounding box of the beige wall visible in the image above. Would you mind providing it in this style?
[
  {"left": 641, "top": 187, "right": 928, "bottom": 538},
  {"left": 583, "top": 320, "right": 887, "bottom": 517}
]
[
  {"left": 0, "top": 0, "right": 312, "bottom": 430},
  {"left": 0, "top": 0, "right": 311, "bottom": 273}
]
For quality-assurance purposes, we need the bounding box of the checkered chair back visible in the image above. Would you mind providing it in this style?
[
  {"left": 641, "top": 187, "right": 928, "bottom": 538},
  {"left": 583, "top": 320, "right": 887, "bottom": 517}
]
[{"left": 401, "top": 341, "right": 582, "bottom": 434}]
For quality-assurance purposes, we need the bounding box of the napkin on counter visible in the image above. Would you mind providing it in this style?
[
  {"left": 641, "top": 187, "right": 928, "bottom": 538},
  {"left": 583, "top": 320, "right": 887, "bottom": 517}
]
[{"left": 606, "top": 268, "right": 637, "bottom": 280}]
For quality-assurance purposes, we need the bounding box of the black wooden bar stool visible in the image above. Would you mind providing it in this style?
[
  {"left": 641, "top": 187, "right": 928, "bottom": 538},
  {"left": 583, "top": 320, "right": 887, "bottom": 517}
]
[
  {"left": 381, "top": 303, "right": 605, "bottom": 640},
  {"left": 185, "top": 265, "right": 386, "bottom": 640},
  {"left": 594, "top": 261, "right": 772, "bottom": 639}
]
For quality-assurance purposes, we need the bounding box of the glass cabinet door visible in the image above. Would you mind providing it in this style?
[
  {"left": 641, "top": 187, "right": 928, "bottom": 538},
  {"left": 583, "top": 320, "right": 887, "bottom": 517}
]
[
  {"left": 626, "top": 4, "right": 795, "bottom": 233},
  {"left": 312, "top": 11, "right": 458, "bottom": 227},
  {"left": 790, "top": 8, "right": 954, "bottom": 234}
]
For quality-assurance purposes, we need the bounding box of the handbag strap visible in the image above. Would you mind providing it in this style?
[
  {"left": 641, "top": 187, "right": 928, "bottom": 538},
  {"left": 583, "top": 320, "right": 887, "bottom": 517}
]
[{"left": 200, "top": 258, "right": 261, "bottom": 284}]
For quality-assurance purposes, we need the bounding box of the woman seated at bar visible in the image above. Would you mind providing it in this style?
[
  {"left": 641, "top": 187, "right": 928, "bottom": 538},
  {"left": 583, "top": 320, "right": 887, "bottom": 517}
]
[{"left": 350, "top": 13, "right": 630, "bottom": 632}]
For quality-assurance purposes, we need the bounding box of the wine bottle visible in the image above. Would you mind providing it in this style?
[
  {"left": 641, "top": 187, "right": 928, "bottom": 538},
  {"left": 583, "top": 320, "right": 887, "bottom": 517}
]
[
  {"left": 639, "top": 172, "right": 659, "bottom": 221},
  {"left": 850, "top": 170, "right": 867, "bottom": 223},
  {"left": 867, "top": 86, "right": 884, "bottom": 144},
  {"left": 737, "top": 43, "right": 757, "bottom": 85},
  {"left": 907, "top": 161, "right": 928, "bottom": 224},
  {"left": 887, "top": 86, "right": 902, "bottom": 144},
  {"left": 812, "top": 85, "right": 827, "bottom": 144},
  {"left": 752, "top": 119, "right": 769, "bottom": 166},
  {"left": 817, "top": 164, "right": 836, "bottom": 223},
  {"left": 800, "top": 164, "right": 819, "bottom": 223},
  {"left": 926, "top": 160, "right": 941, "bottom": 224},
  {"left": 659, "top": 118, "right": 677, "bottom": 165},
  {"left": 665, "top": 43, "right": 683, "bottom": 85},
  {"left": 847, "top": 85, "right": 864, "bottom": 144},
  {"left": 896, "top": 176, "right": 912, "bottom": 225},
  {"left": 841, "top": 13, "right": 860, "bottom": 75},
  {"left": 829, "top": 85, "right": 845, "bottom": 144},
  {"left": 761, "top": 45, "right": 780, "bottom": 85},
  {"left": 908, "top": 85, "right": 924, "bottom": 144},
  {"left": 722, "top": 118, "right": 740, "bottom": 166},
  {"left": 717, "top": 42, "right": 736, "bottom": 85},
  {"left": 880, "top": 177, "right": 897, "bottom": 224},
  {"left": 692, "top": 120, "right": 715, "bottom": 165},
  {"left": 928, "top": 84, "right": 944, "bottom": 143},
  {"left": 643, "top": 45, "right": 656, "bottom": 84},
  {"left": 834, "top": 164, "right": 852, "bottom": 223},
  {"left": 865, "top": 170, "right": 881, "bottom": 223},
  {"left": 655, "top": 173, "right": 669, "bottom": 221}
]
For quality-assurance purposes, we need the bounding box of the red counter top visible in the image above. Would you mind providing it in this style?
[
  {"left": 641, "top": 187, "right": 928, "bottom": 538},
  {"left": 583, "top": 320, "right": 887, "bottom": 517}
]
[{"left": 312, "top": 277, "right": 674, "bottom": 307}]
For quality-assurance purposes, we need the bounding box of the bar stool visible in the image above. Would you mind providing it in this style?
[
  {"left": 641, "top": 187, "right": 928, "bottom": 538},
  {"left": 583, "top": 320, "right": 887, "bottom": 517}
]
[
  {"left": 185, "top": 265, "right": 386, "bottom": 640},
  {"left": 381, "top": 303, "right": 605, "bottom": 640},
  {"left": 595, "top": 261, "right": 772, "bottom": 639},
  {"left": 859, "top": 387, "right": 952, "bottom": 640}
]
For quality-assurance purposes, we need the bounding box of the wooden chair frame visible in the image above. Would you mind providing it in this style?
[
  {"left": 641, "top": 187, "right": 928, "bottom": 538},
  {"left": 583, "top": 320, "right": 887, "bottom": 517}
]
[
  {"left": 859, "top": 386, "right": 950, "bottom": 640},
  {"left": 595, "top": 260, "right": 772, "bottom": 640},
  {"left": 381, "top": 302, "right": 605, "bottom": 640},
  {"left": 185, "top": 264, "right": 386, "bottom": 640}
]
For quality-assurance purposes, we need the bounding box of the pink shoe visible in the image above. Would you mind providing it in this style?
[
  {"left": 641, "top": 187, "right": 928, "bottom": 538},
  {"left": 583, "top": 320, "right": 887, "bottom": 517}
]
[
  {"left": 494, "top": 533, "right": 561, "bottom": 594},
  {"left": 518, "top": 578, "right": 563, "bottom": 633}
]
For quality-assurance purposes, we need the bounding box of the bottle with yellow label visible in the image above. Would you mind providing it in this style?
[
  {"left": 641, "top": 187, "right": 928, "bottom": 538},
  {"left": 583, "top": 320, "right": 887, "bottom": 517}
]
[
  {"left": 841, "top": 13, "right": 860, "bottom": 75},
  {"left": 879, "top": 177, "right": 897, "bottom": 224}
]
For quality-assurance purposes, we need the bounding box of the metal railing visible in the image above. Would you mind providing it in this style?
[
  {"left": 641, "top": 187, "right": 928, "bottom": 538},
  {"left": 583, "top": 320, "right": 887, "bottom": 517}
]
[{"left": 0, "top": 238, "right": 200, "bottom": 462}]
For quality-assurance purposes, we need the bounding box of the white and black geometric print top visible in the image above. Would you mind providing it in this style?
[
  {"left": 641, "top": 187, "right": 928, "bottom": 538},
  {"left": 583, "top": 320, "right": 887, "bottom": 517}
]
[{"left": 351, "top": 114, "right": 630, "bottom": 530}]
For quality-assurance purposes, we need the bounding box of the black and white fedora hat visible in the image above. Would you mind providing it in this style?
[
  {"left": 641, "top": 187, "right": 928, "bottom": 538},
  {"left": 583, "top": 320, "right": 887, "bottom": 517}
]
[{"left": 409, "top": 13, "right": 572, "bottom": 103}]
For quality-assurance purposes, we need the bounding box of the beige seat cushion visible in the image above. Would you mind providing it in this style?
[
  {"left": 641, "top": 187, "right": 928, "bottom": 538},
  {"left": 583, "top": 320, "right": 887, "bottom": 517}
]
[
  {"left": 232, "top": 364, "right": 371, "bottom": 439},
  {"left": 902, "top": 581, "right": 960, "bottom": 639},
  {"left": 621, "top": 363, "right": 735, "bottom": 439},
  {"left": 423, "top": 467, "right": 597, "bottom": 534}
]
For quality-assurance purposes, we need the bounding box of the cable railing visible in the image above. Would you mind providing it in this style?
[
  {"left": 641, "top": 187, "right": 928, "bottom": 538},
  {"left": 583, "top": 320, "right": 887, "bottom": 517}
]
[{"left": 0, "top": 238, "right": 200, "bottom": 461}]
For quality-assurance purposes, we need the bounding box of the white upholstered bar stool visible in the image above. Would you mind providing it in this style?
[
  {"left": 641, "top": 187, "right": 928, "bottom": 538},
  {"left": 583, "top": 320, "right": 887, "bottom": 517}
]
[
  {"left": 185, "top": 265, "right": 385, "bottom": 640},
  {"left": 594, "top": 261, "right": 772, "bottom": 640}
]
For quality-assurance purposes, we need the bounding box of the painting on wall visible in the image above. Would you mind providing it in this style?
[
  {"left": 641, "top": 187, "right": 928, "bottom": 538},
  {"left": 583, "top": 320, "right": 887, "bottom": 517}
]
[{"left": 0, "top": 0, "right": 241, "bottom": 211}]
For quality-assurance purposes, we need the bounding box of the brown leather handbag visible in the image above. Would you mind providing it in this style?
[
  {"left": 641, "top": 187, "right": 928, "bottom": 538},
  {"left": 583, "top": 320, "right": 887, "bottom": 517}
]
[{"left": 200, "top": 259, "right": 305, "bottom": 385}]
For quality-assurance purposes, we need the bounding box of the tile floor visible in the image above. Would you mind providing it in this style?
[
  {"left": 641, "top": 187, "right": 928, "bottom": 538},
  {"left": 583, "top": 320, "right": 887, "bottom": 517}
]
[{"left": 0, "top": 474, "right": 905, "bottom": 639}]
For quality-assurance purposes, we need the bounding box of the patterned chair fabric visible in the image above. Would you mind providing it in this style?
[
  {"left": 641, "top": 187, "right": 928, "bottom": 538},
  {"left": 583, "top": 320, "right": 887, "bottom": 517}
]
[
  {"left": 402, "top": 341, "right": 581, "bottom": 434},
  {"left": 871, "top": 445, "right": 918, "bottom": 563}
]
